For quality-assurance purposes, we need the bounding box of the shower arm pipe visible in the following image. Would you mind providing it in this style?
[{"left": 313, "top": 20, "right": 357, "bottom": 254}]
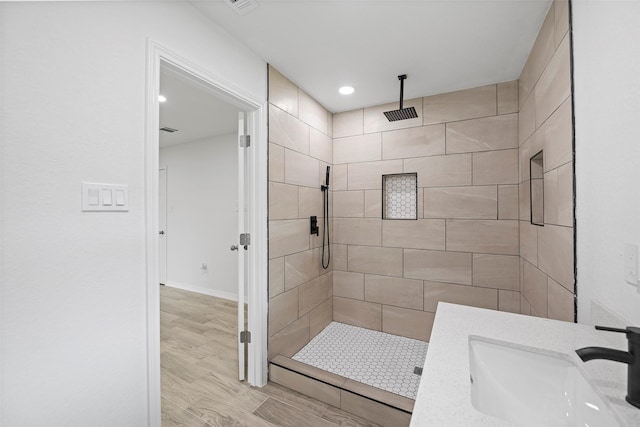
[{"left": 398, "top": 74, "right": 407, "bottom": 110}]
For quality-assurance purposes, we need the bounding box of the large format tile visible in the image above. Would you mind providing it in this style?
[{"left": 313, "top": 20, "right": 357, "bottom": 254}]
[
  {"left": 497, "top": 80, "right": 518, "bottom": 115},
  {"left": 423, "top": 281, "right": 497, "bottom": 312},
  {"left": 298, "top": 186, "right": 323, "bottom": 219},
  {"left": 541, "top": 97, "right": 573, "bottom": 172},
  {"left": 537, "top": 224, "right": 574, "bottom": 290},
  {"left": 334, "top": 133, "right": 382, "bottom": 164},
  {"left": 498, "top": 185, "right": 519, "bottom": 220},
  {"left": 382, "top": 219, "right": 445, "bottom": 250},
  {"left": 404, "top": 249, "right": 472, "bottom": 285},
  {"left": 299, "top": 90, "right": 329, "bottom": 135},
  {"left": 472, "top": 149, "right": 519, "bottom": 185},
  {"left": 348, "top": 246, "right": 403, "bottom": 277},
  {"left": 472, "top": 253, "right": 520, "bottom": 291},
  {"left": 382, "top": 306, "right": 434, "bottom": 341},
  {"left": 446, "top": 220, "right": 519, "bottom": 255},
  {"left": 348, "top": 160, "right": 403, "bottom": 190},
  {"left": 364, "top": 190, "right": 382, "bottom": 218},
  {"left": 382, "top": 124, "right": 445, "bottom": 159},
  {"left": 269, "top": 288, "right": 299, "bottom": 336},
  {"left": 269, "top": 143, "right": 285, "bottom": 183},
  {"left": 535, "top": 35, "right": 571, "bottom": 126},
  {"left": 310, "top": 128, "right": 332, "bottom": 164},
  {"left": 364, "top": 274, "right": 423, "bottom": 310},
  {"left": 269, "top": 66, "right": 298, "bottom": 117},
  {"left": 518, "top": 93, "right": 537, "bottom": 145},
  {"left": 269, "top": 219, "right": 309, "bottom": 259},
  {"left": 269, "top": 315, "right": 310, "bottom": 359},
  {"left": 498, "top": 290, "right": 521, "bottom": 314},
  {"left": 285, "top": 149, "right": 320, "bottom": 188},
  {"left": 519, "top": 6, "right": 555, "bottom": 108},
  {"left": 423, "top": 85, "right": 496, "bottom": 125},
  {"left": 269, "top": 182, "right": 299, "bottom": 220},
  {"left": 446, "top": 114, "right": 518, "bottom": 154},
  {"left": 333, "top": 109, "right": 364, "bottom": 138},
  {"left": 269, "top": 104, "right": 309, "bottom": 154},
  {"left": 333, "top": 190, "right": 364, "bottom": 218},
  {"left": 554, "top": 0, "right": 569, "bottom": 48},
  {"left": 333, "top": 297, "right": 382, "bottom": 331},
  {"left": 519, "top": 220, "right": 538, "bottom": 265},
  {"left": 404, "top": 154, "right": 472, "bottom": 187},
  {"left": 332, "top": 164, "right": 348, "bottom": 191},
  {"left": 556, "top": 162, "right": 573, "bottom": 227},
  {"left": 547, "top": 277, "right": 574, "bottom": 322},
  {"left": 269, "top": 257, "right": 285, "bottom": 298},
  {"left": 309, "top": 298, "right": 333, "bottom": 339},
  {"left": 522, "top": 261, "right": 548, "bottom": 317},
  {"left": 364, "top": 97, "right": 423, "bottom": 133},
  {"left": 333, "top": 270, "right": 365, "bottom": 300},
  {"left": 333, "top": 218, "right": 382, "bottom": 246},
  {"left": 331, "top": 244, "right": 348, "bottom": 271},
  {"left": 424, "top": 186, "right": 497, "bottom": 219},
  {"left": 285, "top": 249, "right": 321, "bottom": 290}
]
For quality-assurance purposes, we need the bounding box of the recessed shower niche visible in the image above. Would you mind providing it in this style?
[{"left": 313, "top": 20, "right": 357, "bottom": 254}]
[
  {"left": 382, "top": 173, "right": 418, "bottom": 220},
  {"left": 530, "top": 151, "right": 544, "bottom": 226}
]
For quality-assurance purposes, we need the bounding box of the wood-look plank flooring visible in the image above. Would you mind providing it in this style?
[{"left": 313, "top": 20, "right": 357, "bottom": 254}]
[{"left": 161, "top": 286, "right": 381, "bottom": 427}]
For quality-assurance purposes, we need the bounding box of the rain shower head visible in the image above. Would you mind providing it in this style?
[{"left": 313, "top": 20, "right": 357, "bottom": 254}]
[{"left": 384, "top": 74, "right": 418, "bottom": 122}]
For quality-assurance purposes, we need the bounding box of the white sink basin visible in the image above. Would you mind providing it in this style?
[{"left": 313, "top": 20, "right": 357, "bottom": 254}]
[{"left": 469, "top": 336, "right": 622, "bottom": 427}]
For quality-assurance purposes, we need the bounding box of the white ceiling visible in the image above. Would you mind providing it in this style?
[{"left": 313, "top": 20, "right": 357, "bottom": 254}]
[
  {"left": 159, "top": 67, "right": 240, "bottom": 147},
  {"left": 193, "top": 0, "right": 552, "bottom": 113}
]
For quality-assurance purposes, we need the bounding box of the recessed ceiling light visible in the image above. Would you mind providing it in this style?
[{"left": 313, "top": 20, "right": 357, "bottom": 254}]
[
  {"left": 158, "top": 95, "right": 167, "bottom": 103},
  {"left": 339, "top": 86, "right": 355, "bottom": 95}
]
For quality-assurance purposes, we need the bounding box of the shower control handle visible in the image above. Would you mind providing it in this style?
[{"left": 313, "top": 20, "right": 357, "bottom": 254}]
[{"left": 230, "top": 245, "right": 239, "bottom": 251}]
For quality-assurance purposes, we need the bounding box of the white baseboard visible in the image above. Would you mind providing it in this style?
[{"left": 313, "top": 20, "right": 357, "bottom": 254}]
[{"left": 165, "top": 280, "right": 238, "bottom": 302}]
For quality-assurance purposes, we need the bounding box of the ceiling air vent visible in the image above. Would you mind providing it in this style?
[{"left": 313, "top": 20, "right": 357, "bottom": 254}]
[
  {"left": 160, "top": 127, "right": 179, "bottom": 133},
  {"left": 224, "top": 0, "right": 260, "bottom": 15}
]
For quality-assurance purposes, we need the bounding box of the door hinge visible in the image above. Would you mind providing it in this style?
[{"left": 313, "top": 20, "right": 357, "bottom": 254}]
[
  {"left": 239, "top": 135, "right": 251, "bottom": 148},
  {"left": 240, "top": 330, "right": 251, "bottom": 343},
  {"left": 239, "top": 233, "right": 251, "bottom": 246}
]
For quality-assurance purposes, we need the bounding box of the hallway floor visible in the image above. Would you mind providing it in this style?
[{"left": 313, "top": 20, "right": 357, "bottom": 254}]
[{"left": 160, "top": 286, "right": 381, "bottom": 427}]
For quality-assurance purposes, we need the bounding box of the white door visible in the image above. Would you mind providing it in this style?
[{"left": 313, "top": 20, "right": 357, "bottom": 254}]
[{"left": 159, "top": 167, "right": 168, "bottom": 285}]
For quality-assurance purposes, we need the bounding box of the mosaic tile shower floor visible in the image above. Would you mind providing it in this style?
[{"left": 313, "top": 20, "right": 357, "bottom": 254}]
[{"left": 292, "top": 322, "right": 428, "bottom": 399}]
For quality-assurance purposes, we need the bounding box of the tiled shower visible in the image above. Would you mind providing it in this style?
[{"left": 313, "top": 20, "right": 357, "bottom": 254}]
[{"left": 267, "top": 0, "right": 573, "bottom": 421}]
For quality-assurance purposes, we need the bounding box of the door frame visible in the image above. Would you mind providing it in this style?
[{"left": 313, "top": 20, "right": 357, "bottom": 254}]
[{"left": 144, "top": 40, "right": 268, "bottom": 426}]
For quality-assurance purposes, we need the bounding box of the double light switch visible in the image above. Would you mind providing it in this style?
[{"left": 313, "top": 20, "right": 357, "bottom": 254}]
[{"left": 82, "top": 182, "right": 128, "bottom": 212}]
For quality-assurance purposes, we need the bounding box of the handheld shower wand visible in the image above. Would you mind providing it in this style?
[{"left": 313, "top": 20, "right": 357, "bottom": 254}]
[{"left": 321, "top": 166, "right": 331, "bottom": 269}]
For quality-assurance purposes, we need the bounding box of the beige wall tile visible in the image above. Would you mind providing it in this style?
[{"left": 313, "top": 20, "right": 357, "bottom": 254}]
[
  {"left": 285, "top": 249, "right": 320, "bottom": 290},
  {"left": 364, "top": 190, "right": 382, "bottom": 218},
  {"left": 269, "top": 364, "right": 341, "bottom": 408},
  {"left": 309, "top": 298, "right": 333, "bottom": 338},
  {"left": 423, "top": 85, "right": 496, "bottom": 125},
  {"left": 423, "top": 281, "right": 497, "bottom": 312},
  {"left": 348, "top": 160, "right": 403, "bottom": 190},
  {"left": 424, "top": 186, "right": 497, "bottom": 219},
  {"left": 519, "top": 180, "right": 531, "bottom": 222},
  {"left": 382, "top": 124, "right": 445, "bottom": 159},
  {"left": 341, "top": 381, "right": 414, "bottom": 413},
  {"left": 382, "top": 219, "right": 445, "bottom": 250},
  {"left": 405, "top": 154, "right": 472, "bottom": 187},
  {"left": 535, "top": 35, "right": 571, "bottom": 127},
  {"left": 519, "top": 93, "right": 537, "bottom": 145},
  {"left": 364, "top": 274, "right": 423, "bottom": 310},
  {"left": 334, "top": 218, "right": 382, "bottom": 246},
  {"left": 446, "top": 220, "right": 519, "bottom": 255},
  {"left": 519, "top": 128, "right": 544, "bottom": 182},
  {"left": 348, "top": 246, "right": 403, "bottom": 277},
  {"left": 269, "top": 104, "right": 310, "bottom": 154},
  {"left": 298, "top": 90, "right": 329, "bottom": 134},
  {"left": 333, "top": 109, "right": 364, "bottom": 138},
  {"left": 557, "top": 162, "right": 573, "bottom": 227},
  {"left": 333, "top": 270, "right": 365, "bottom": 300},
  {"left": 268, "top": 314, "right": 309, "bottom": 359},
  {"left": 285, "top": 149, "right": 320, "bottom": 188},
  {"left": 327, "top": 113, "right": 333, "bottom": 138},
  {"left": 269, "top": 219, "right": 309, "bottom": 259},
  {"left": 538, "top": 224, "right": 574, "bottom": 291},
  {"left": 269, "top": 182, "right": 299, "bottom": 220},
  {"left": 298, "top": 187, "right": 323, "bottom": 219},
  {"left": 299, "top": 274, "right": 332, "bottom": 317},
  {"left": 404, "top": 249, "right": 472, "bottom": 285},
  {"left": 522, "top": 261, "right": 548, "bottom": 317},
  {"left": 554, "top": 0, "right": 569, "bottom": 48},
  {"left": 332, "top": 164, "right": 348, "bottom": 191},
  {"left": 269, "top": 288, "right": 299, "bottom": 336},
  {"left": 542, "top": 97, "right": 573, "bottom": 172},
  {"left": 309, "top": 128, "right": 332, "bottom": 164},
  {"left": 519, "top": 220, "right": 538, "bottom": 265},
  {"left": 333, "top": 191, "right": 364, "bottom": 218},
  {"left": 334, "top": 133, "right": 382, "bottom": 164},
  {"left": 340, "top": 390, "right": 411, "bottom": 427},
  {"left": 309, "top": 216, "right": 329, "bottom": 250},
  {"left": 498, "top": 185, "right": 519, "bottom": 220},
  {"left": 446, "top": 114, "right": 518, "bottom": 154},
  {"left": 521, "top": 294, "right": 532, "bottom": 316},
  {"left": 472, "top": 149, "right": 519, "bottom": 185},
  {"left": 473, "top": 254, "right": 520, "bottom": 291},
  {"left": 544, "top": 168, "right": 559, "bottom": 225},
  {"left": 269, "top": 66, "right": 298, "bottom": 117},
  {"left": 269, "top": 257, "right": 285, "bottom": 298},
  {"left": 519, "top": 7, "right": 555, "bottom": 108},
  {"left": 333, "top": 297, "right": 382, "bottom": 331},
  {"left": 548, "top": 277, "right": 574, "bottom": 322},
  {"left": 498, "top": 290, "right": 521, "bottom": 313},
  {"left": 331, "top": 244, "right": 348, "bottom": 271},
  {"left": 497, "top": 80, "right": 518, "bottom": 115},
  {"left": 382, "top": 306, "right": 434, "bottom": 341},
  {"left": 364, "top": 97, "right": 423, "bottom": 133},
  {"left": 269, "top": 143, "right": 285, "bottom": 183}
]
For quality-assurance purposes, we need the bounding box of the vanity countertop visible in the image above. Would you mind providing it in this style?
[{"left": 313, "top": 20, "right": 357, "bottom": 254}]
[{"left": 409, "top": 303, "right": 640, "bottom": 427}]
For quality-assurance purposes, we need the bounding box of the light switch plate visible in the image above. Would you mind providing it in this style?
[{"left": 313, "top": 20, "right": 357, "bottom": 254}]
[
  {"left": 82, "top": 182, "right": 128, "bottom": 212},
  {"left": 624, "top": 243, "right": 639, "bottom": 286}
]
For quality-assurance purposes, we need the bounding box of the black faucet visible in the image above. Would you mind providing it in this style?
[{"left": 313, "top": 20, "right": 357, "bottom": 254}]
[{"left": 576, "top": 325, "right": 640, "bottom": 409}]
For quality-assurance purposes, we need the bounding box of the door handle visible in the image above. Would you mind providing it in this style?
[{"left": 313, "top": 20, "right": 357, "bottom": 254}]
[
  {"left": 230, "top": 245, "right": 239, "bottom": 251},
  {"left": 159, "top": 230, "right": 165, "bottom": 235}
]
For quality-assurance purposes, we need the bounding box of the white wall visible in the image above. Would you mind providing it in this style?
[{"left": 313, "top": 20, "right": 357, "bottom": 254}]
[
  {"left": 573, "top": 0, "right": 640, "bottom": 325},
  {"left": 0, "top": 2, "right": 265, "bottom": 426},
  {"left": 160, "top": 135, "right": 239, "bottom": 299}
]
